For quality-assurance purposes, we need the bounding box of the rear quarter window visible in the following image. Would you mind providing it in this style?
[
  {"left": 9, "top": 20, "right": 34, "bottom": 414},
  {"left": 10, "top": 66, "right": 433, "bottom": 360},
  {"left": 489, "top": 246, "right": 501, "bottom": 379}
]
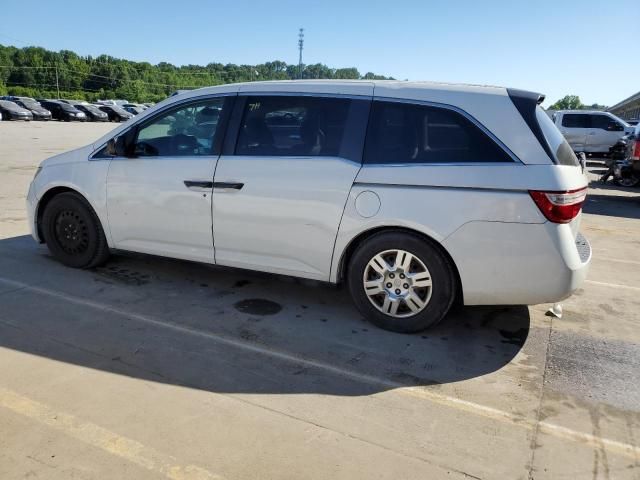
[
  {"left": 363, "top": 101, "right": 513, "bottom": 164},
  {"left": 536, "top": 107, "right": 579, "bottom": 166}
]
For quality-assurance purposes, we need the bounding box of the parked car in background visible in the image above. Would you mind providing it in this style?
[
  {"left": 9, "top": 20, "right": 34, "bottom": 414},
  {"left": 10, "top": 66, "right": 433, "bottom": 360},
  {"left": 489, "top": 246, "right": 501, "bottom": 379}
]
[
  {"left": 627, "top": 119, "right": 639, "bottom": 126},
  {"left": 9, "top": 97, "right": 52, "bottom": 121},
  {"left": 26, "top": 80, "right": 591, "bottom": 333},
  {"left": 0, "top": 100, "right": 33, "bottom": 120},
  {"left": 96, "top": 99, "right": 128, "bottom": 107},
  {"left": 122, "top": 104, "right": 145, "bottom": 115},
  {"left": 73, "top": 103, "right": 109, "bottom": 122},
  {"left": 97, "top": 104, "right": 134, "bottom": 122},
  {"left": 38, "top": 100, "right": 87, "bottom": 122},
  {"left": 553, "top": 110, "right": 633, "bottom": 155}
]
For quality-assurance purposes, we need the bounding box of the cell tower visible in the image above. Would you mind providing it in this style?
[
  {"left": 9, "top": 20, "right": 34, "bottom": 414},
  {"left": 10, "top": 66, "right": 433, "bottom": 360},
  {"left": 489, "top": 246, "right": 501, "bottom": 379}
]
[{"left": 298, "top": 28, "right": 304, "bottom": 79}]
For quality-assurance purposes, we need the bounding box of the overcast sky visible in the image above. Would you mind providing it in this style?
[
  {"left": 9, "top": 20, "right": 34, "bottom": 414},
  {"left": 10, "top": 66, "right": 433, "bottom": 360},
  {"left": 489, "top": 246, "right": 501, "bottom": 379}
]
[{"left": 1, "top": 0, "right": 638, "bottom": 107}]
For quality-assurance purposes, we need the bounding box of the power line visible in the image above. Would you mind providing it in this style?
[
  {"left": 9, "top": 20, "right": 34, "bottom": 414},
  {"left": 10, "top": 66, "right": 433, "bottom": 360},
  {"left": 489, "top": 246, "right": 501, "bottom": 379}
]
[{"left": 0, "top": 65, "right": 213, "bottom": 89}]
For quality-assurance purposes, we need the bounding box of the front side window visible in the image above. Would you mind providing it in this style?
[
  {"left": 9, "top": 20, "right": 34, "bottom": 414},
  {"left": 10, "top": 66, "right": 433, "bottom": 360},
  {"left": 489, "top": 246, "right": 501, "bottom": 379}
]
[
  {"left": 561, "top": 114, "right": 590, "bottom": 128},
  {"left": 235, "top": 96, "right": 351, "bottom": 156},
  {"left": 364, "top": 101, "right": 513, "bottom": 164},
  {"left": 134, "top": 98, "right": 226, "bottom": 157},
  {"left": 590, "top": 114, "right": 623, "bottom": 131}
]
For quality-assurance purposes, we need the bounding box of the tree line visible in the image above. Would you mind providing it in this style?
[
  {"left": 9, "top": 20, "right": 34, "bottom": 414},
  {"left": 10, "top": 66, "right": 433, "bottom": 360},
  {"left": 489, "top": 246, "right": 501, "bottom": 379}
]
[
  {"left": 548, "top": 95, "right": 607, "bottom": 111},
  {"left": 0, "top": 44, "right": 393, "bottom": 103}
]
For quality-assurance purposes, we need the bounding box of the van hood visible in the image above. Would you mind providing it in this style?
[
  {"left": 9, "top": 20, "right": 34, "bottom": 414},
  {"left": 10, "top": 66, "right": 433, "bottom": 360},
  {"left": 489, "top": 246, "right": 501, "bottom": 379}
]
[{"left": 40, "top": 144, "right": 94, "bottom": 168}]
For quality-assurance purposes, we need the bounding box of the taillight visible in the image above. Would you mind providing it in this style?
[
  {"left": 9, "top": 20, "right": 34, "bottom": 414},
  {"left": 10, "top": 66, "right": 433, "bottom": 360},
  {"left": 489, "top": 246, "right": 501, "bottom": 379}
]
[
  {"left": 529, "top": 188, "right": 587, "bottom": 224},
  {"left": 632, "top": 140, "right": 640, "bottom": 161}
]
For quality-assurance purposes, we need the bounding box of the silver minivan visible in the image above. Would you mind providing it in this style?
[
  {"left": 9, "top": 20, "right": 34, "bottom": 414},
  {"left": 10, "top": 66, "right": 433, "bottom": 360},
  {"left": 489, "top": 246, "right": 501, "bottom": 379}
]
[{"left": 26, "top": 81, "right": 591, "bottom": 332}]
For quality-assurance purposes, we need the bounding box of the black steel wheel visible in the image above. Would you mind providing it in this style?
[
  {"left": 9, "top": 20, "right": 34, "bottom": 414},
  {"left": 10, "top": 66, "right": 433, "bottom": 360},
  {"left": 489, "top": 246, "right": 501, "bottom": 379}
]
[{"left": 42, "top": 192, "right": 110, "bottom": 268}]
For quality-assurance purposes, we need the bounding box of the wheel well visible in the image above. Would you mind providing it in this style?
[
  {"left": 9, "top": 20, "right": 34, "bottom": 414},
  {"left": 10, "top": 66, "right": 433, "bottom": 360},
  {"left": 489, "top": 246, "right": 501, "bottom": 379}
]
[
  {"left": 36, "top": 186, "right": 78, "bottom": 242},
  {"left": 337, "top": 226, "right": 463, "bottom": 303}
]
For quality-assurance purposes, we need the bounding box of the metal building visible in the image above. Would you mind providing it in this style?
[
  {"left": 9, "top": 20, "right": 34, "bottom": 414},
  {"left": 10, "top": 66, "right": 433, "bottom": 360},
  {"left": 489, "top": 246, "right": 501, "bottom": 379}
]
[{"left": 608, "top": 90, "right": 640, "bottom": 121}]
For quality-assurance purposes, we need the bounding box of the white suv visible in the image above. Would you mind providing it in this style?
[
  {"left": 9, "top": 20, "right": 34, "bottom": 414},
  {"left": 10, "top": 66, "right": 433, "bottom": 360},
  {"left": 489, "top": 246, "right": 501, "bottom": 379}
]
[{"left": 26, "top": 81, "right": 591, "bottom": 332}]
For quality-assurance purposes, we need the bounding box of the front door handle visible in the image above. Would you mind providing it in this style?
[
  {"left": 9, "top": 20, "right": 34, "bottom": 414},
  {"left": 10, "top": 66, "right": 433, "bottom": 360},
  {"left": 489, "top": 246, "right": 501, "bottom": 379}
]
[
  {"left": 184, "top": 180, "right": 213, "bottom": 189},
  {"left": 213, "top": 182, "right": 244, "bottom": 190}
]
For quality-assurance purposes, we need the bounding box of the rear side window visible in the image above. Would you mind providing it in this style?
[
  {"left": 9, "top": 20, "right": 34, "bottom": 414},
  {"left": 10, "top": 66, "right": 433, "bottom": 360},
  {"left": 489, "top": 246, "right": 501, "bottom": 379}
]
[
  {"left": 363, "top": 101, "right": 513, "bottom": 164},
  {"left": 236, "top": 96, "right": 351, "bottom": 157},
  {"left": 561, "top": 114, "right": 589, "bottom": 128},
  {"left": 590, "top": 114, "right": 611, "bottom": 130}
]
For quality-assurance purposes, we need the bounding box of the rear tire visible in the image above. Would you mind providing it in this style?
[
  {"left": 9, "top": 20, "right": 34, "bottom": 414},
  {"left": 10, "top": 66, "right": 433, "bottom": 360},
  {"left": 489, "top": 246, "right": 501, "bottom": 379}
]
[
  {"left": 41, "top": 192, "right": 110, "bottom": 268},
  {"left": 347, "top": 232, "right": 456, "bottom": 333}
]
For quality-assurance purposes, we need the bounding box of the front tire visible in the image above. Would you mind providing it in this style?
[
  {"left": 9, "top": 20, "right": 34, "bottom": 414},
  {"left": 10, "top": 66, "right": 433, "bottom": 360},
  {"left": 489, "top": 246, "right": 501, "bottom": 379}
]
[
  {"left": 41, "top": 192, "right": 110, "bottom": 268},
  {"left": 347, "top": 232, "right": 456, "bottom": 333}
]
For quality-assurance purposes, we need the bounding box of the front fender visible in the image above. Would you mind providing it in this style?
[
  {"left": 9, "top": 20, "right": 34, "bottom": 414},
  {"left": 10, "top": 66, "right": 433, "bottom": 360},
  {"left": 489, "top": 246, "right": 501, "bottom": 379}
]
[{"left": 32, "top": 159, "right": 113, "bottom": 247}]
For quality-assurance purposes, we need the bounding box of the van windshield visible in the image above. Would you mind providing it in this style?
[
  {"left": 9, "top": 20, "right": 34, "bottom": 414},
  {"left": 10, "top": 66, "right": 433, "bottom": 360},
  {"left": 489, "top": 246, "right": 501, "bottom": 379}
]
[{"left": 536, "top": 107, "right": 579, "bottom": 166}]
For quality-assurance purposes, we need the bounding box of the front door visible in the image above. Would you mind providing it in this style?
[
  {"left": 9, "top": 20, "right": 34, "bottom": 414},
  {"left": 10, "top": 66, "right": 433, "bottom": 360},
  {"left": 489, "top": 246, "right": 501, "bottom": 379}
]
[
  {"left": 586, "top": 113, "right": 623, "bottom": 153},
  {"left": 106, "top": 95, "right": 233, "bottom": 263},
  {"left": 211, "top": 94, "right": 370, "bottom": 280}
]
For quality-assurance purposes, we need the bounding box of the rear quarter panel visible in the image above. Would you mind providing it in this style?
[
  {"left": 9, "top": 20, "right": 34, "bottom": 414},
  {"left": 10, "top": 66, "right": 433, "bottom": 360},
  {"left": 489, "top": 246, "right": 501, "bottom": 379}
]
[{"left": 332, "top": 162, "right": 588, "bottom": 305}]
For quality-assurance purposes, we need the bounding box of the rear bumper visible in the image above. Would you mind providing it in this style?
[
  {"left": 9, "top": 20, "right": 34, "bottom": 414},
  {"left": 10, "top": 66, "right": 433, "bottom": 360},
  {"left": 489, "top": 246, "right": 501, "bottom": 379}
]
[{"left": 442, "top": 221, "right": 591, "bottom": 306}]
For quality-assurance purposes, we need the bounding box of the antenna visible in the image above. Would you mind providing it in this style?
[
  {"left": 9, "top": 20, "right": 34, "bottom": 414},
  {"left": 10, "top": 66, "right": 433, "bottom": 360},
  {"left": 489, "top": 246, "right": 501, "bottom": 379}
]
[{"left": 298, "top": 28, "right": 304, "bottom": 80}]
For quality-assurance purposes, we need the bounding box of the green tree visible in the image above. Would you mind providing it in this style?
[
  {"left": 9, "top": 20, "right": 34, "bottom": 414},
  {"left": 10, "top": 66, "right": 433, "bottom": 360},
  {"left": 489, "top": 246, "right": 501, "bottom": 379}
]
[
  {"left": 0, "top": 43, "right": 393, "bottom": 102},
  {"left": 549, "top": 95, "right": 583, "bottom": 110}
]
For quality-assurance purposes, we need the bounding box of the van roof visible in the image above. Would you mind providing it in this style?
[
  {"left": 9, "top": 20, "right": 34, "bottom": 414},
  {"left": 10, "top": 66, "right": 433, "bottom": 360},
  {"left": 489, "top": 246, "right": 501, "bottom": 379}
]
[{"left": 175, "top": 79, "right": 511, "bottom": 98}]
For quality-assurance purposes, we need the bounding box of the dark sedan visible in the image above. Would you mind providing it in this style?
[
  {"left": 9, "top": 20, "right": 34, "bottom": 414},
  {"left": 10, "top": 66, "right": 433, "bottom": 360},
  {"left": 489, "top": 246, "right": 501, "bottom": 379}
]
[
  {"left": 11, "top": 98, "right": 52, "bottom": 121},
  {"left": 97, "top": 104, "right": 134, "bottom": 122},
  {"left": 38, "top": 100, "right": 87, "bottom": 122},
  {"left": 74, "top": 104, "right": 109, "bottom": 122},
  {"left": 0, "top": 100, "right": 33, "bottom": 121}
]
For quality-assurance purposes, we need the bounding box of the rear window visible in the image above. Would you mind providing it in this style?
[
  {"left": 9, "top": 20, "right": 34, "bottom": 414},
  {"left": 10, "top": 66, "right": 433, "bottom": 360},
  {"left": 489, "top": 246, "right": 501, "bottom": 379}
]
[
  {"left": 363, "top": 101, "right": 513, "bottom": 164},
  {"left": 236, "top": 96, "right": 351, "bottom": 157},
  {"left": 561, "top": 113, "right": 589, "bottom": 128},
  {"left": 536, "top": 107, "right": 579, "bottom": 166}
]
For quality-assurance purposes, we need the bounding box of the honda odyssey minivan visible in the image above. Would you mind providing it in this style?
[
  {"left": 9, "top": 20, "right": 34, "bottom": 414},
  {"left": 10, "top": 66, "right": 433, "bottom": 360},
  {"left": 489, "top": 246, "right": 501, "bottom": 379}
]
[{"left": 26, "top": 81, "right": 591, "bottom": 332}]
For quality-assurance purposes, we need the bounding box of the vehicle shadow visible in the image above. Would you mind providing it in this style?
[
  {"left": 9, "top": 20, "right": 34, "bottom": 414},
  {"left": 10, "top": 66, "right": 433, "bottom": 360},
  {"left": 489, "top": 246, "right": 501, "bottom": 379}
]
[
  {"left": 0, "top": 235, "right": 530, "bottom": 396},
  {"left": 584, "top": 182, "right": 640, "bottom": 220}
]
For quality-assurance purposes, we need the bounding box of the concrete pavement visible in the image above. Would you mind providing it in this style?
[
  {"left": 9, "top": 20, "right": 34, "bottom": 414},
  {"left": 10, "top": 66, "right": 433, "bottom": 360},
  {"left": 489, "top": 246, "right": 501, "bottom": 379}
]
[{"left": 0, "top": 121, "right": 638, "bottom": 479}]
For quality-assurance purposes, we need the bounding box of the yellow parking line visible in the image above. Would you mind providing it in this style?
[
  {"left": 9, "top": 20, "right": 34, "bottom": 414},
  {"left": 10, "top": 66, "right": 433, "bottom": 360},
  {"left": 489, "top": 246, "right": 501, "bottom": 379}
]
[
  {"left": 0, "top": 276, "right": 638, "bottom": 460},
  {"left": 0, "top": 387, "right": 223, "bottom": 480}
]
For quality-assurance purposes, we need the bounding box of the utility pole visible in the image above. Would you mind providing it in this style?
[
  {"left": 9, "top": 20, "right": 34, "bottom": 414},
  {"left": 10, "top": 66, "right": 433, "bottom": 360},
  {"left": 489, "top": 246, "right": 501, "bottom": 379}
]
[
  {"left": 298, "top": 28, "right": 304, "bottom": 79},
  {"left": 55, "top": 64, "right": 60, "bottom": 99}
]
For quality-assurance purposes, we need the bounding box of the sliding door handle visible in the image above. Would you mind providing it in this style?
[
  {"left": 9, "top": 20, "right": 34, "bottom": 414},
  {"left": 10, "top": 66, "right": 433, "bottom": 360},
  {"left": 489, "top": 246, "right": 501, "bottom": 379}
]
[
  {"left": 213, "top": 182, "right": 244, "bottom": 190},
  {"left": 184, "top": 180, "right": 213, "bottom": 189}
]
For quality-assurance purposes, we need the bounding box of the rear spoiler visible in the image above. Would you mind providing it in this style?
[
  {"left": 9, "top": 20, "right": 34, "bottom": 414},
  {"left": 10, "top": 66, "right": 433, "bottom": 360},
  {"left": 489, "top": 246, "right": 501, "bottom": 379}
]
[{"left": 507, "top": 88, "right": 554, "bottom": 162}]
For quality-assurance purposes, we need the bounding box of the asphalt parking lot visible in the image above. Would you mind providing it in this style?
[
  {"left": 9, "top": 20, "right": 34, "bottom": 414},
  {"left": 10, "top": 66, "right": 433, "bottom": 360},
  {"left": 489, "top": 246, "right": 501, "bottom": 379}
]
[{"left": 0, "top": 121, "right": 639, "bottom": 479}]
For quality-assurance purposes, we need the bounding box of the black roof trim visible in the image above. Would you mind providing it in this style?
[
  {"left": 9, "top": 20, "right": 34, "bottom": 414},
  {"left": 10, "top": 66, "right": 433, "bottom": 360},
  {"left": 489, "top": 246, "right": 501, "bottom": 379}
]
[{"left": 507, "top": 88, "right": 554, "bottom": 162}]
